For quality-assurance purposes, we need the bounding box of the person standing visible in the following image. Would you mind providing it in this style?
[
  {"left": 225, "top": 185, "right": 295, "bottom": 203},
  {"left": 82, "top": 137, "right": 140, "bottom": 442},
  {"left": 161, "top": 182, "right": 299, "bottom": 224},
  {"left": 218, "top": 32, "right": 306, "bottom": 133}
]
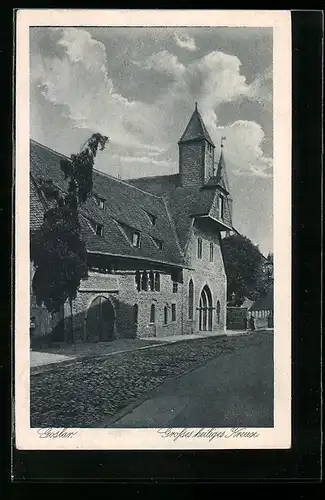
[{"left": 249, "top": 314, "right": 256, "bottom": 331}]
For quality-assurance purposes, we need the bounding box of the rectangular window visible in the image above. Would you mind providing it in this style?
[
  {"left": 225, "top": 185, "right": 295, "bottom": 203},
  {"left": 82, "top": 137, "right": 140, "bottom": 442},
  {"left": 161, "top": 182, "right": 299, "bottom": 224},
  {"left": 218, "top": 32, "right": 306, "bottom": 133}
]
[
  {"left": 96, "top": 224, "right": 103, "bottom": 236},
  {"left": 218, "top": 195, "right": 224, "bottom": 220},
  {"left": 172, "top": 282, "right": 178, "bottom": 293},
  {"left": 171, "top": 304, "right": 176, "bottom": 322},
  {"left": 132, "top": 231, "right": 141, "bottom": 247},
  {"left": 197, "top": 238, "right": 203, "bottom": 259},
  {"left": 210, "top": 242, "right": 214, "bottom": 262}
]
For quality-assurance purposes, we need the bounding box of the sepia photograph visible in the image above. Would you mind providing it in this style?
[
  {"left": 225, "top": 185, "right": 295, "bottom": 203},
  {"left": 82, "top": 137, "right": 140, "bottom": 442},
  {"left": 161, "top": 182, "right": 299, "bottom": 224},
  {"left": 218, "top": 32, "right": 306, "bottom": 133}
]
[{"left": 15, "top": 10, "right": 291, "bottom": 449}]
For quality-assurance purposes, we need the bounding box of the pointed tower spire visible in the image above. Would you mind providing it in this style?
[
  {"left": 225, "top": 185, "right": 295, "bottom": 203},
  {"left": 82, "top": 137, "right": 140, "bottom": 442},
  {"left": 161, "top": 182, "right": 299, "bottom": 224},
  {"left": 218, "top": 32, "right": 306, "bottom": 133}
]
[
  {"left": 214, "top": 137, "right": 230, "bottom": 194},
  {"left": 178, "top": 104, "right": 215, "bottom": 146}
]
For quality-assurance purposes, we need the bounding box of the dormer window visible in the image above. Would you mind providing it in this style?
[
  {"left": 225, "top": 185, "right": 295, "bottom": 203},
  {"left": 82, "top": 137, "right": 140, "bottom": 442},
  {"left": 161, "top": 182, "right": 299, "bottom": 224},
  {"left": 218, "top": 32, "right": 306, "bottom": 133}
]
[
  {"left": 94, "top": 195, "right": 105, "bottom": 209},
  {"left": 144, "top": 211, "right": 156, "bottom": 225},
  {"left": 132, "top": 231, "right": 141, "bottom": 248},
  {"left": 151, "top": 236, "right": 163, "bottom": 250},
  {"left": 96, "top": 224, "right": 104, "bottom": 236}
]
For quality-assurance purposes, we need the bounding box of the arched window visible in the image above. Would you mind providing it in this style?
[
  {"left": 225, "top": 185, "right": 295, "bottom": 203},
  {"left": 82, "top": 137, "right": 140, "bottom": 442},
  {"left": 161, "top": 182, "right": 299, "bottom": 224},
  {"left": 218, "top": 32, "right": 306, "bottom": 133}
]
[
  {"left": 150, "top": 304, "right": 155, "bottom": 323},
  {"left": 216, "top": 300, "right": 221, "bottom": 324},
  {"left": 133, "top": 304, "right": 138, "bottom": 324},
  {"left": 164, "top": 306, "right": 168, "bottom": 325},
  {"left": 155, "top": 272, "right": 160, "bottom": 292},
  {"left": 188, "top": 279, "right": 194, "bottom": 319}
]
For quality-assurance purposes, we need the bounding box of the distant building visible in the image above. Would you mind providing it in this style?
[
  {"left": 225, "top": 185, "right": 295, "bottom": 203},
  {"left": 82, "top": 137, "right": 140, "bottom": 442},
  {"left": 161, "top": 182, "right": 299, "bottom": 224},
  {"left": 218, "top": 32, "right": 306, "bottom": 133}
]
[{"left": 30, "top": 104, "right": 235, "bottom": 345}]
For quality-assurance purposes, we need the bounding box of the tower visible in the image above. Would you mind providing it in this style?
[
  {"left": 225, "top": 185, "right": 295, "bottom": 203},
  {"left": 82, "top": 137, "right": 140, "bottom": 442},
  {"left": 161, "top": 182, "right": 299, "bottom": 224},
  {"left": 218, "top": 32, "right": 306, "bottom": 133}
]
[{"left": 178, "top": 103, "right": 215, "bottom": 187}]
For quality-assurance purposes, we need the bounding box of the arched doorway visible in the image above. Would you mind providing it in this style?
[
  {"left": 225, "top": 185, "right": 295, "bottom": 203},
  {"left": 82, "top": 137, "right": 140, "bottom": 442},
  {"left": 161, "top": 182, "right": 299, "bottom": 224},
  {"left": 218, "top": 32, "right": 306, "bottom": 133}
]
[
  {"left": 86, "top": 296, "right": 115, "bottom": 342},
  {"left": 199, "top": 285, "right": 213, "bottom": 331}
]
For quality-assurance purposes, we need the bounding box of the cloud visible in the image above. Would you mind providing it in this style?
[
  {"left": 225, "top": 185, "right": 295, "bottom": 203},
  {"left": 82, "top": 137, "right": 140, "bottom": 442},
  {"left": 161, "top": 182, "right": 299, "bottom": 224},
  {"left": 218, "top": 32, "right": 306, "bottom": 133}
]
[
  {"left": 31, "top": 28, "right": 272, "bottom": 179},
  {"left": 213, "top": 120, "right": 273, "bottom": 177},
  {"left": 248, "top": 67, "right": 273, "bottom": 111},
  {"left": 184, "top": 51, "right": 251, "bottom": 116},
  {"left": 137, "top": 50, "right": 185, "bottom": 78},
  {"left": 174, "top": 33, "right": 197, "bottom": 51}
]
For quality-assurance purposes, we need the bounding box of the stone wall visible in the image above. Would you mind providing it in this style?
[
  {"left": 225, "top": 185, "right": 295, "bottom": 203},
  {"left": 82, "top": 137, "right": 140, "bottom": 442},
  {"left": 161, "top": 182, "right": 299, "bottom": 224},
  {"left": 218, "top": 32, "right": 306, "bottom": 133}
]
[
  {"left": 203, "top": 142, "right": 214, "bottom": 182},
  {"left": 29, "top": 217, "right": 227, "bottom": 343},
  {"left": 182, "top": 218, "right": 227, "bottom": 334},
  {"left": 179, "top": 141, "right": 204, "bottom": 187},
  {"left": 117, "top": 271, "right": 183, "bottom": 339}
]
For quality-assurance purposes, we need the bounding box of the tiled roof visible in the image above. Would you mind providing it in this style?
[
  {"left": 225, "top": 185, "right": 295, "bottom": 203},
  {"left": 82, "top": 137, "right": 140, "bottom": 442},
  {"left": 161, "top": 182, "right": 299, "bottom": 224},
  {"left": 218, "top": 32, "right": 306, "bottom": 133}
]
[
  {"left": 30, "top": 140, "right": 184, "bottom": 267},
  {"left": 178, "top": 107, "right": 215, "bottom": 146},
  {"left": 30, "top": 137, "right": 233, "bottom": 267},
  {"left": 129, "top": 176, "right": 222, "bottom": 249},
  {"left": 30, "top": 177, "right": 48, "bottom": 231}
]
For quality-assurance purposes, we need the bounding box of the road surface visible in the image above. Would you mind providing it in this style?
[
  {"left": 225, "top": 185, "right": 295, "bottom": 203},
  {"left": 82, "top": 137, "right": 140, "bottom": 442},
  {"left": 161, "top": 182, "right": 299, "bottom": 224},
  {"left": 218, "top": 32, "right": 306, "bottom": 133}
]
[{"left": 109, "top": 333, "right": 273, "bottom": 428}]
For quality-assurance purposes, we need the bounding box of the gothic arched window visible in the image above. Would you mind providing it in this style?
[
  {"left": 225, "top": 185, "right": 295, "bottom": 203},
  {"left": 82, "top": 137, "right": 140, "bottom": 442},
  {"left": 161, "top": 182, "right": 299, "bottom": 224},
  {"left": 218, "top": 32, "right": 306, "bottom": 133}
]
[
  {"left": 133, "top": 304, "right": 138, "bottom": 325},
  {"left": 164, "top": 306, "right": 168, "bottom": 325},
  {"left": 150, "top": 304, "right": 155, "bottom": 323},
  {"left": 188, "top": 279, "right": 194, "bottom": 320}
]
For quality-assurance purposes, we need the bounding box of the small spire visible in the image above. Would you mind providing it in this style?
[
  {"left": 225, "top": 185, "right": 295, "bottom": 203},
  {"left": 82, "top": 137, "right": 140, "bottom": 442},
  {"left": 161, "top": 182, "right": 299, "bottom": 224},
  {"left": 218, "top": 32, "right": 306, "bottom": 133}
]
[
  {"left": 221, "top": 136, "right": 226, "bottom": 148},
  {"left": 195, "top": 101, "right": 198, "bottom": 111}
]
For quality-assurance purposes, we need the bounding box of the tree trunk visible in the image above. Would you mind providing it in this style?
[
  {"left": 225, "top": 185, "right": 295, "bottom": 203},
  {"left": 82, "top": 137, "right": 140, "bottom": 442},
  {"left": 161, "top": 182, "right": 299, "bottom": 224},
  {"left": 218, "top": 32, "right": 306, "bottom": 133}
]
[{"left": 69, "top": 297, "right": 74, "bottom": 344}]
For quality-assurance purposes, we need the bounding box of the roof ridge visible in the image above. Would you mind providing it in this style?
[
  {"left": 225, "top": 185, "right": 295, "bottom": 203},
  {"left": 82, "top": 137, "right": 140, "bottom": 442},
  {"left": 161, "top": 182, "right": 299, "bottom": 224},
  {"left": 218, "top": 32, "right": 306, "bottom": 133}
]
[
  {"left": 30, "top": 138, "right": 71, "bottom": 161},
  {"left": 30, "top": 138, "right": 162, "bottom": 200},
  {"left": 128, "top": 173, "right": 179, "bottom": 182},
  {"left": 92, "top": 168, "right": 162, "bottom": 199}
]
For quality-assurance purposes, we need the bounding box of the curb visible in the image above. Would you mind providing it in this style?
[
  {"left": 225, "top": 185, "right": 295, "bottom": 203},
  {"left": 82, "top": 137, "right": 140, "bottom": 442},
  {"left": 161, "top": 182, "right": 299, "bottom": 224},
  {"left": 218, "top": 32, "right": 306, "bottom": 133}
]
[
  {"left": 30, "top": 331, "right": 272, "bottom": 375},
  {"left": 30, "top": 334, "right": 227, "bottom": 375}
]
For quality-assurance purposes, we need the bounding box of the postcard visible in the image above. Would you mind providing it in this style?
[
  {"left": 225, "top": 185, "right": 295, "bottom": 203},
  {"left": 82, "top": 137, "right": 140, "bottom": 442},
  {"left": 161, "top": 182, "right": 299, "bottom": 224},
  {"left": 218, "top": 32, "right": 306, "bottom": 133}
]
[{"left": 15, "top": 9, "right": 291, "bottom": 450}]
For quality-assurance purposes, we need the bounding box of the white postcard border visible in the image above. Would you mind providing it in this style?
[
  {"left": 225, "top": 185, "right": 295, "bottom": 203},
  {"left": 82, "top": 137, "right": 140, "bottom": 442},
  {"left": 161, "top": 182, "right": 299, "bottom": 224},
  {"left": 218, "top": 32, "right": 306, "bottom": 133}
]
[{"left": 15, "top": 9, "right": 292, "bottom": 450}]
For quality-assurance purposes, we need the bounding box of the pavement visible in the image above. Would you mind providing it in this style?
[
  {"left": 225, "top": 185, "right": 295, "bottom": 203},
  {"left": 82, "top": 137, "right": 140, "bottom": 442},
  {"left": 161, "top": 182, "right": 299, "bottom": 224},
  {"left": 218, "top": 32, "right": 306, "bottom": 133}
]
[
  {"left": 30, "top": 331, "right": 273, "bottom": 428},
  {"left": 107, "top": 331, "right": 274, "bottom": 428}
]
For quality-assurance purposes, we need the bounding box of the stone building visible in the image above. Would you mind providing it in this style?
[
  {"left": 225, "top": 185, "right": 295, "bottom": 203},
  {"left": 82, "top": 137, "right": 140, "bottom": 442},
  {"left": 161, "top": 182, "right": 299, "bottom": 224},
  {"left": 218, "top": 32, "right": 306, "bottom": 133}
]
[{"left": 30, "top": 104, "right": 234, "bottom": 345}]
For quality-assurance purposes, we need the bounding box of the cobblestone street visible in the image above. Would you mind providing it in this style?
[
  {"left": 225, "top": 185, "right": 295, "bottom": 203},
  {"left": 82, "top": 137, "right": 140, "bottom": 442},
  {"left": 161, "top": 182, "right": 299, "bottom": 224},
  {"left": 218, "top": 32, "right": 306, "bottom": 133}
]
[{"left": 30, "top": 332, "right": 272, "bottom": 428}]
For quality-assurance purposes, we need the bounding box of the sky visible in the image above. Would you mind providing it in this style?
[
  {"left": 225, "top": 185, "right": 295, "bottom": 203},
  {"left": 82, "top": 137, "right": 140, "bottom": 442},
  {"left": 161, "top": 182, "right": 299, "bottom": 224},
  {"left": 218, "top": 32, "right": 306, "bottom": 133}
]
[{"left": 30, "top": 26, "right": 273, "bottom": 255}]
